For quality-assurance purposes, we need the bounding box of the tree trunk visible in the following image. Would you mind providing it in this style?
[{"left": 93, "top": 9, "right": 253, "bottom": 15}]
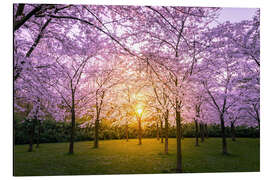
[
  {"left": 14, "top": 118, "right": 16, "bottom": 147},
  {"left": 175, "top": 106, "right": 182, "bottom": 173},
  {"left": 160, "top": 120, "right": 164, "bottom": 143},
  {"left": 256, "top": 110, "right": 260, "bottom": 130},
  {"left": 200, "top": 123, "right": 204, "bottom": 142},
  {"left": 220, "top": 114, "right": 228, "bottom": 155},
  {"left": 36, "top": 120, "right": 41, "bottom": 148},
  {"left": 257, "top": 118, "right": 260, "bottom": 131},
  {"left": 231, "top": 121, "right": 236, "bottom": 141},
  {"left": 164, "top": 109, "right": 169, "bottom": 154},
  {"left": 28, "top": 118, "right": 36, "bottom": 152},
  {"left": 69, "top": 93, "right": 76, "bottom": 154},
  {"left": 205, "top": 124, "right": 209, "bottom": 139},
  {"left": 195, "top": 119, "right": 199, "bottom": 146},
  {"left": 156, "top": 121, "right": 160, "bottom": 141},
  {"left": 94, "top": 118, "right": 99, "bottom": 148},
  {"left": 138, "top": 116, "right": 142, "bottom": 145},
  {"left": 126, "top": 123, "right": 129, "bottom": 142}
]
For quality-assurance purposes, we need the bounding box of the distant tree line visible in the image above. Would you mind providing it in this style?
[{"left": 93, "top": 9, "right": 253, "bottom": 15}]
[{"left": 14, "top": 115, "right": 259, "bottom": 145}]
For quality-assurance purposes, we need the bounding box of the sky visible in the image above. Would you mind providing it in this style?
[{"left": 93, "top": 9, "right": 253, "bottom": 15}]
[
  {"left": 217, "top": 8, "right": 258, "bottom": 23},
  {"left": 208, "top": 7, "right": 258, "bottom": 27}
]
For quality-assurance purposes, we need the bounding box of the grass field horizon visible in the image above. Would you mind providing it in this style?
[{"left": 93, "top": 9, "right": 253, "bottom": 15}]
[{"left": 14, "top": 138, "right": 260, "bottom": 176}]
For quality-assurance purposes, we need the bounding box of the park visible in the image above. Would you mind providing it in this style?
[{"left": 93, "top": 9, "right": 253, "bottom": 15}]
[
  {"left": 14, "top": 138, "right": 259, "bottom": 176},
  {"left": 13, "top": 4, "right": 260, "bottom": 176}
]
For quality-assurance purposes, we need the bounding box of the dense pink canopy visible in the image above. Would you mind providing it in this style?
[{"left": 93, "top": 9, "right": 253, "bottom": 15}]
[{"left": 13, "top": 4, "right": 259, "bottom": 128}]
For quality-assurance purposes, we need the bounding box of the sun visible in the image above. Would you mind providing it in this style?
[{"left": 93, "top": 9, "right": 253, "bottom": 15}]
[
  {"left": 136, "top": 104, "right": 144, "bottom": 115},
  {"left": 136, "top": 108, "right": 143, "bottom": 115}
]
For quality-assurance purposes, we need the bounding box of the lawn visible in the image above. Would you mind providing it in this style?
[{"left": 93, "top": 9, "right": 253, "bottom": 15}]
[{"left": 14, "top": 138, "right": 260, "bottom": 176}]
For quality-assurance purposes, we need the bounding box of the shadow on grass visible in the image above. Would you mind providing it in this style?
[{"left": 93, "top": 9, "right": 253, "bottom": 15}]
[
  {"left": 158, "top": 152, "right": 173, "bottom": 157},
  {"left": 64, "top": 152, "right": 76, "bottom": 156},
  {"left": 221, "top": 152, "right": 239, "bottom": 158}
]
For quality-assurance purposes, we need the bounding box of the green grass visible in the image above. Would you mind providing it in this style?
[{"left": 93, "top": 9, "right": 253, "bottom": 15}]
[{"left": 14, "top": 138, "right": 260, "bottom": 176}]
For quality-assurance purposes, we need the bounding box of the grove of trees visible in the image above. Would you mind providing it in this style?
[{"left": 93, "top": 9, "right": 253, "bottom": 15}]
[{"left": 13, "top": 4, "right": 260, "bottom": 173}]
